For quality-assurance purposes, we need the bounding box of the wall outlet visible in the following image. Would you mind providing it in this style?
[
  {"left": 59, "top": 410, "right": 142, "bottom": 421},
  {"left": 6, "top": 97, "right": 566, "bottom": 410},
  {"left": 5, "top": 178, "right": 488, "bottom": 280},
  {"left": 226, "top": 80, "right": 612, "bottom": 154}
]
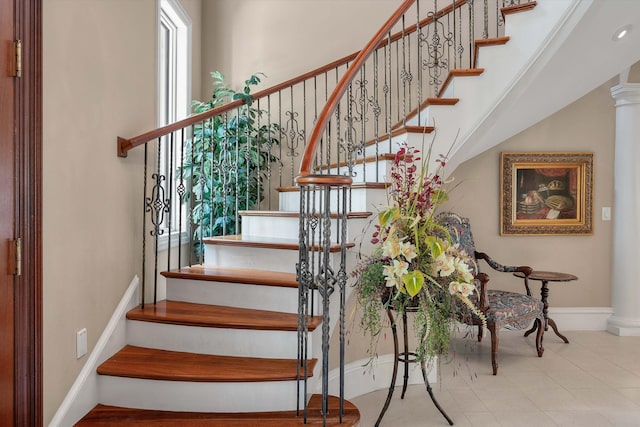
[
  {"left": 602, "top": 207, "right": 611, "bottom": 221},
  {"left": 76, "top": 328, "right": 87, "bottom": 359}
]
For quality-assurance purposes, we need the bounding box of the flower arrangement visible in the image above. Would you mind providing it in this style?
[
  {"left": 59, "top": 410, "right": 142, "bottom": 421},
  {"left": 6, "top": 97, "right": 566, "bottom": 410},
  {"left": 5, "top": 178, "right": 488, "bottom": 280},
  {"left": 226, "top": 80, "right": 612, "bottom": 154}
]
[{"left": 353, "top": 142, "right": 485, "bottom": 362}]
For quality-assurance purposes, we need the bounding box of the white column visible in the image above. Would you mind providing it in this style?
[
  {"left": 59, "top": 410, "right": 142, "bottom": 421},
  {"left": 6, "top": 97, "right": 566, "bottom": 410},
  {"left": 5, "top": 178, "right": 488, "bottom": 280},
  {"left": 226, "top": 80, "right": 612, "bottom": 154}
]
[{"left": 608, "top": 83, "right": 640, "bottom": 336}]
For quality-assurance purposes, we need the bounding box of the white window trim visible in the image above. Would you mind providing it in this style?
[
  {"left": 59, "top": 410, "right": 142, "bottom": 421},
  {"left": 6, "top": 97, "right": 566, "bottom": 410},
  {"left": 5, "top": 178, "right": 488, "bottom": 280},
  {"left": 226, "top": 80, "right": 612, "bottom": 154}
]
[{"left": 157, "top": 0, "right": 192, "bottom": 250}]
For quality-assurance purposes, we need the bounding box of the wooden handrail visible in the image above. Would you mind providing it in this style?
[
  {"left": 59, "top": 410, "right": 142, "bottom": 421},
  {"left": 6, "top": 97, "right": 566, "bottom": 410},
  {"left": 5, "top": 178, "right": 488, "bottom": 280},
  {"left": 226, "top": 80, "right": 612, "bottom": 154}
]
[
  {"left": 117, "top": 0, "right": 467, "bottom": 158},
  {"left": 298, "top": 0, "right": 468, "bottom": 176},
  {"left": 298, "top": 0, "right": 416, "bottom": 175}
]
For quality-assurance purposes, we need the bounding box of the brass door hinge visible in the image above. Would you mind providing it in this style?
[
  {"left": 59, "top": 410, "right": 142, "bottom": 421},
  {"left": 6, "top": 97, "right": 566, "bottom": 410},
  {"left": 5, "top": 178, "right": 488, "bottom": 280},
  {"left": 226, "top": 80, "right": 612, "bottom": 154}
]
[
  {"left": 12, "top": 40, "right": 22, "bottom": 78},
  {"left": 9, "top": 238, "right": 22, "bottom": 276}
]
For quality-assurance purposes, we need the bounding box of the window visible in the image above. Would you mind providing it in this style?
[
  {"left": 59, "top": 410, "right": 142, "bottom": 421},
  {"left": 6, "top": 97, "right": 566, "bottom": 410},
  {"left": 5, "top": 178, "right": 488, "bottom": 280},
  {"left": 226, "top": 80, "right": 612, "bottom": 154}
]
[{"left": 157, "top": 0, "right": 191, "bottom": 247}]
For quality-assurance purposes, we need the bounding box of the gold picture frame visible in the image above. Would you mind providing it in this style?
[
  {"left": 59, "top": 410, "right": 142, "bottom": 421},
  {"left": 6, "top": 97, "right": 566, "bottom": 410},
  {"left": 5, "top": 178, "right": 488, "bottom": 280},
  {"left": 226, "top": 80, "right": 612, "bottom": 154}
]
[{"left": 500, "top": 152, "right": 593, "bottom": 235}]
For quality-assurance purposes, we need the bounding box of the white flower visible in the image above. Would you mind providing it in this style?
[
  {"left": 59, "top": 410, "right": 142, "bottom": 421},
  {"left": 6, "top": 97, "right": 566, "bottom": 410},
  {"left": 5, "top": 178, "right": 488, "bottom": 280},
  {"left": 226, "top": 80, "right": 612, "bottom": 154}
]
[
  {"left": 448, "top": 281, "right": 476, "bottom": 297},
  {"left": 383, "top": 259, "right": 409, "bottom": 289},
  {"left": 433, "top": 252, "right": 455, "bottom": 277},
  {"left": 399, "top": 241, "right": 417, "bottom": 262},
  {"left": 382, "top": 233, "right": 402, "bottom": 259},
  {"left": 454, "top": 258, "right": 474, "bottom": 283}
]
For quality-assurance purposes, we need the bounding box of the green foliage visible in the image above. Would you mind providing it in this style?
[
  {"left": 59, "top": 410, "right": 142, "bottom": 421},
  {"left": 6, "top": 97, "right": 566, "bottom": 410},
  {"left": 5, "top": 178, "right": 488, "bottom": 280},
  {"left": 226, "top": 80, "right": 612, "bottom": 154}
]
[{"left": 180, "top": 72, "right": 280, "bottom": 250}]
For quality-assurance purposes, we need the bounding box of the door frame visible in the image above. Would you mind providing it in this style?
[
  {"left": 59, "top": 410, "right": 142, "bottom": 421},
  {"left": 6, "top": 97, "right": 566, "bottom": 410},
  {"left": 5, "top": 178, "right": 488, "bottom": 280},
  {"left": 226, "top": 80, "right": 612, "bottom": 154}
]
[{"left": 13, "top": 0, "right": 42, "bottom": 425}]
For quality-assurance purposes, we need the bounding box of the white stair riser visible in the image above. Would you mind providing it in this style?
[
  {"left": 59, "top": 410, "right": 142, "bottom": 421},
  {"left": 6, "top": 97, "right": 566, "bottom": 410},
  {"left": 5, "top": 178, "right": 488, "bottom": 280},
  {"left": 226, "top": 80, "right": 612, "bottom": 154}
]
[
  {"left": 166, "top": 277, "right": 306, "bottom": 314},
  {"left": 127, "top": 320, "right": 304, "bottom": 359},
  {"left": 323, "top": 160, "right": 392, "bottom": 184},
  {"left": 98, "top": 376, "right": 304, "bottom": 412},
  {"left": 203, "top": 244, "right": 346, "bottom": 274},
  {"left": 241, "top": 216, "right": 371, "bottom": 242},
  {"left": 279, "top": 186, "right": 388, "bottom": 214}
]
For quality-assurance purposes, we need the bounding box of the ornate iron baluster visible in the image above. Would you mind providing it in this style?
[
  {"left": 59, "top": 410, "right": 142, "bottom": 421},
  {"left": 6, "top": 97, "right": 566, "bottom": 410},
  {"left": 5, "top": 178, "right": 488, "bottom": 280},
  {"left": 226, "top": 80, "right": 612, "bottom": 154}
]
[{"left": 421, "top": 0, "right": 454, "bottom": 95}]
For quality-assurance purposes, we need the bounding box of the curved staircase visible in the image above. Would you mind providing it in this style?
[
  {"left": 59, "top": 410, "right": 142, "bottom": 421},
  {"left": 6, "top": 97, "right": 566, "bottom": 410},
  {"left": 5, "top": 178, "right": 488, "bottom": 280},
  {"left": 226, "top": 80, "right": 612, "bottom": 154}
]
[{"left": 62, "top": 0, "right": 615, "bottom": 424}]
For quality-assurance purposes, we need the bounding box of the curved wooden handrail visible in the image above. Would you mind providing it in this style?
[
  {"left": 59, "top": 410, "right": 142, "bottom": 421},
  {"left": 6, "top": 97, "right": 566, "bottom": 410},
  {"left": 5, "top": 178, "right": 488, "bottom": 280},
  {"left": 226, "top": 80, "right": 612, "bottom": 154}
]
[
  {"left": 298, "top": 0, "right": 415, "bottom": 176},
  {"left": 298, "top": 0, "right": 468, "bottom": 176},
  {"left": 118, "top": 0, "right": 467, "bottom": 158}
]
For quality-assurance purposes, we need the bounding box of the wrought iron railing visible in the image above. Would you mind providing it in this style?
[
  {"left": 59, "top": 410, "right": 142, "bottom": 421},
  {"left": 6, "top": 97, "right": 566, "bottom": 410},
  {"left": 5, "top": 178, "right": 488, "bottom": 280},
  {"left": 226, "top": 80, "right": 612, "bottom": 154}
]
[
  {"left": 117, "top": 0, "right": 533, "bottom": 422},
  {"left": 294, "top": 0, "right": 533, "bottom": 424}
]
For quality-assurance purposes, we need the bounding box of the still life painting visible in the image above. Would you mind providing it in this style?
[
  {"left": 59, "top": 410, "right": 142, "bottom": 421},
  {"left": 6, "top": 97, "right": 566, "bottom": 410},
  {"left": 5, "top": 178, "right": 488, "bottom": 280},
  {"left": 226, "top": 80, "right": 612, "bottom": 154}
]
[{"left": 501, "top": 152, "right": 593, "bottom": 235}]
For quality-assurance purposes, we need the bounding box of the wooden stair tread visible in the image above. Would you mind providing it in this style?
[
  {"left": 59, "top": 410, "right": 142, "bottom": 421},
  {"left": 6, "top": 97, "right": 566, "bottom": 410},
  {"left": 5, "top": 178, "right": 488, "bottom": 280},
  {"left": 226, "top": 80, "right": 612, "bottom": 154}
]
[
  {"left": 127, "top": 300, "right": 322, "bottom": 331},
  {"left": 502, "top": 1, "right": 537, "bottom": 18},
  {"left": 473, "top": 36, "right": 510, "bottom": 68},
  {"left": 393, "top": 98, "right": 459, "bottom": 130},
  {"left": 75, "top": 395, "right": 359, "bottom": 426},
  {"left": 203, "top": 235, "right": 355, "bottom": 252},
  {"left": 97, "top": 345, "right": 316, "bottom": 382},
  {"left": 277, "top": 182, "right": 390, "bottom": 192},
  {"left": 316, "top": 153, "right": 395, "bottom": 171},
  {"left": 363, "top": 124, "right": 435, "bottom": 147},
  {"left": 162, "top": 266, "right": 299, "bottom": 288},
  {"left": 437, "top": 68, "right": 484, "bottom": 98}
]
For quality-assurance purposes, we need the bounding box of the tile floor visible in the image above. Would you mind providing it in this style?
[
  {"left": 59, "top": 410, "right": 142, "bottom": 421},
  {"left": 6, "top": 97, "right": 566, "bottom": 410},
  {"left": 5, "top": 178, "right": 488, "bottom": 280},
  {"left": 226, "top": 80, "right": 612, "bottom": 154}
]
[{"left": 351, "top": 330, "right": 640, "bottom": 426}]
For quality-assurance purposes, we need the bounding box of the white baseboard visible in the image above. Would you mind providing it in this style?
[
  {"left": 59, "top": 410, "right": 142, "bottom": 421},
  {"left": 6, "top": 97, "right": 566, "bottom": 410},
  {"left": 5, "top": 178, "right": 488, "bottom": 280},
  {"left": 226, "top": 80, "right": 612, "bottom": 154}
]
[
  {"left": 48, "top": 276, "right": 140, "bottom": 427},
  {"left": 607, "top": 315, "right": 640, "bottom": 336},
  {"left": 547, "top": 306, "right": 612, "bottom": 331},
  {"left": 324, "top": 354, "right": 437, "bottom": 400}
]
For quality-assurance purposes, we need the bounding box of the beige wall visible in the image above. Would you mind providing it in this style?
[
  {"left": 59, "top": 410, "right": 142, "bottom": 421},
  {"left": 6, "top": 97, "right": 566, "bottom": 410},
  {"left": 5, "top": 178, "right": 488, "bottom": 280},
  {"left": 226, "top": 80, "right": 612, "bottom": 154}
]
[
  {"left": 341, "top": 77, "right": 618, "bottom": 366},
  {"left": 441, "top": 80, "right": 616, "bottom": 308},
  {"left": 200, "top": 0, "right": 399, "bottom": 97},
  {"left": 43, "top": 0, "right": 199, "bottom": 423}
]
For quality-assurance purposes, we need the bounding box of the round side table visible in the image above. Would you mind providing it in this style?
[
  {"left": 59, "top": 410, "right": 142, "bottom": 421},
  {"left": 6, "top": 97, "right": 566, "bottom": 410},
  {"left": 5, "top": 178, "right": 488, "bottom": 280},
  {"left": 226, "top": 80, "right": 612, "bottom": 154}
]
[{"left": 513, "top": 270, "right": 577, "bottom": 343}]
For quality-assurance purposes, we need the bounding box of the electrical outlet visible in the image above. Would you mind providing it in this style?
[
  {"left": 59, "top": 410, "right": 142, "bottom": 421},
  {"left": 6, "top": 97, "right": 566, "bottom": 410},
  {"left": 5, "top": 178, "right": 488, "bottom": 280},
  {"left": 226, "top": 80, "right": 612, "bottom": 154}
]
[
  {"left": 602, "top": 207, "right": 611, "bottom": 221},
  {"left": 76, "top": 328, "right": 87, "bottom": 359}
]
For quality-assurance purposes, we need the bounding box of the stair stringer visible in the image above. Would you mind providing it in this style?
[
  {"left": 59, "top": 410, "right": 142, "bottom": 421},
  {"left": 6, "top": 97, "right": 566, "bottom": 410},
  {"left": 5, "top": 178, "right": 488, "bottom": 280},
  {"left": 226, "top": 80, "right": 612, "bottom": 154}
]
[
  {"left": 48, "top": 276, "right": 140, "bottom": 427},
  {"left": 457, "top": 0, "right": 640, "bottom": 169},
  {"left": 403, "top": 0, "right": 584, "bottom": 175}
]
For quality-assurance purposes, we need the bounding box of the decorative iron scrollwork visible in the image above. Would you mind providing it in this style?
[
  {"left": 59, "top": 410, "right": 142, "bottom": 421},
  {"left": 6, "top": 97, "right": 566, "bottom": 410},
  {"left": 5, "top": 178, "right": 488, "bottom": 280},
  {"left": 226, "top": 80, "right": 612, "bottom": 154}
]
[{"left": 146, "top": 173, "right": 170, "bottom": 236}]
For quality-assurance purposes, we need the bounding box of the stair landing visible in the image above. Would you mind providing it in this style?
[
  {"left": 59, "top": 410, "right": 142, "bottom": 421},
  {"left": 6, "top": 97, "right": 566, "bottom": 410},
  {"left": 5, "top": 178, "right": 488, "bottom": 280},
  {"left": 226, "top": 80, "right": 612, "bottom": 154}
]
[{"left": 76, "top": 395, "right": 360, "bottom": 426}]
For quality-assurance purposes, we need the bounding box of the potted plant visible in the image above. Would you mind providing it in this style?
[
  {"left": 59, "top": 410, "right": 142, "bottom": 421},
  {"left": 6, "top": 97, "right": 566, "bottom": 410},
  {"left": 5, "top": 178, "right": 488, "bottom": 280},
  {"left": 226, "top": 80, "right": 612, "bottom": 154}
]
[
  {"left": 353, "top": 142, "right": 485, "bottom": 363},
  {"left": 180, "top": 72, "right": 280, "bottom": 258}
]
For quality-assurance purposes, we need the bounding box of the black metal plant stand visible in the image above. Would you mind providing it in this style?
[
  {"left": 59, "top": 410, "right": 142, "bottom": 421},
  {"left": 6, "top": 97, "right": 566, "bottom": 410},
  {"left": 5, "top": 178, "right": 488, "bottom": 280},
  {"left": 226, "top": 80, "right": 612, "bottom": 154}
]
[{"left": 375, "top": 306, "right": 454, "bottom": 426}]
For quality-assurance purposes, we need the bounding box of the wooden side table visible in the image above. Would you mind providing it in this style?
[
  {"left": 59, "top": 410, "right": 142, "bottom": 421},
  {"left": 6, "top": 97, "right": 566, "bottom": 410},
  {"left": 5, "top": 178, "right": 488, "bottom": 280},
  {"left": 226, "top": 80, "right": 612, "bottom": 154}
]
[{"left": 513, "top": 270, "right": 577, "bottom": 343}]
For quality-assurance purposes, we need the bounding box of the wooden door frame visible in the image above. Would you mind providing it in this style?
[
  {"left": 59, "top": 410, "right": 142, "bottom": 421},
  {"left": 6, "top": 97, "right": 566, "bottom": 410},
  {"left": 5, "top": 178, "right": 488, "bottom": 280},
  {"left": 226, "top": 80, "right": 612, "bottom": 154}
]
[{"left": 13, "top": 0, "right": 42, "bottom": 425}]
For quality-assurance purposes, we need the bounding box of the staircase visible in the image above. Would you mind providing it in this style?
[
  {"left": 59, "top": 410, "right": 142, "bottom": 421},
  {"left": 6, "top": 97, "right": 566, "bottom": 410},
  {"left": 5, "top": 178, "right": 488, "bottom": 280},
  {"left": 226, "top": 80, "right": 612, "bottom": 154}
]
[
  {"left": 75, "top": 260, "right": 358, "bottom": 424},
  {"left": 64, "top": 0, "right": 603, "bottom": 425}
]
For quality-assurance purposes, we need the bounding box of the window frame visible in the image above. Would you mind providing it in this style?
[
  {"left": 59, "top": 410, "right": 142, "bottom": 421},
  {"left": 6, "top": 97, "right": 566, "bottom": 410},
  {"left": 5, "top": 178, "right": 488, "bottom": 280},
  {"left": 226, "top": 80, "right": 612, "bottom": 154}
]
[{"left": 157, "top": 0, "right": 192, "bottom": 250}]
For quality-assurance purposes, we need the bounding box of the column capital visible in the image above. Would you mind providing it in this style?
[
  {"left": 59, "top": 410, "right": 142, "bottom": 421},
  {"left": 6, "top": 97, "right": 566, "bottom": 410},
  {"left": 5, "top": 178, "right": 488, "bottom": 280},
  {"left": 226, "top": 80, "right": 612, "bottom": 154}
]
[{"left": 611, "top": 83, "right": 640, "bottom": 106}]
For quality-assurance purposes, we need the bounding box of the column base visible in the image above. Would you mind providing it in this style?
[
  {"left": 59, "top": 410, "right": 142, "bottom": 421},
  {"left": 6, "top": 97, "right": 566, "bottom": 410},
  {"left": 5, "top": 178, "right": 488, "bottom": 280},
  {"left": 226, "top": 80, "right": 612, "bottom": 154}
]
[{"left": 606, "top": 316, "right": 640, "bottom": 336}]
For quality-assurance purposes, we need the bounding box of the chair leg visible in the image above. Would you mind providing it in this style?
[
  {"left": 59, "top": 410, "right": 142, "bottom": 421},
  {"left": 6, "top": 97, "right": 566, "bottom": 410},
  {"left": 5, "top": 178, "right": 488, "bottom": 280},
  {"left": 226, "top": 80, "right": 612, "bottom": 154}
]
[
  {"left": 489, "top": 324, "right": 499, "bottom": 375},
  {"left": 535, "top": 316, "right": 545, "bottom": 357},
  {"left": 477, "top": 324, "right": 483, "bottom": 342}
]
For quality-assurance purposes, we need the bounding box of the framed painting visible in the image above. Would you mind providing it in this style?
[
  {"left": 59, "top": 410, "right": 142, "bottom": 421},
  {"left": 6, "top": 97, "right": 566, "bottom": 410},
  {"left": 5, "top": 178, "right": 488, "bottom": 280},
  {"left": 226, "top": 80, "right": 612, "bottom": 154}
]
[{"left": 500, "top": 152, "right": 594, "bottom": 235}]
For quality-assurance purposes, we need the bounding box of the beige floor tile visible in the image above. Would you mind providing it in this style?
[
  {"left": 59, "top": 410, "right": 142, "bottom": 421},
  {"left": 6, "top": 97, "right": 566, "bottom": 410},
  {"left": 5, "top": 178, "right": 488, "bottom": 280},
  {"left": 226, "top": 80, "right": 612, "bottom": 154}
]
[
  {"left": 491, "top": 410, "right": 558, "bottom": 427},
  {"left": 351, "top": 332, "right": 640, "bottom": 427},
  {"left": 544, "top": 410, "right": 614, "bottom": 426}
]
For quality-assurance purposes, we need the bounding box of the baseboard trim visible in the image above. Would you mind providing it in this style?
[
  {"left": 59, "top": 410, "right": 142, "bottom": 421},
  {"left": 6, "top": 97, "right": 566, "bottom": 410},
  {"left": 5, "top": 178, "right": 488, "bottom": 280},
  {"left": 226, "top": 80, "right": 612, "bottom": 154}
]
[
  {"left": 607, "top": 315, "right": 640, "bottom": 336},
  {"left": 324, "top": 354, "right": 437, "bottom": 400},
  {"left": 48, "top": 276, "right": 140, "bottom": 427},
  {"left": 547, "top": 306, "right": 612, "bottom": 331}
]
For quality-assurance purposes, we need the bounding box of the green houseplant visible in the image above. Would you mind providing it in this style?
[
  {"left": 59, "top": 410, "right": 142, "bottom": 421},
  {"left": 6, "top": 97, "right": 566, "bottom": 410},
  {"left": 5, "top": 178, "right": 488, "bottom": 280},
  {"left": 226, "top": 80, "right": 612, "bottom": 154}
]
[{"left": 180, "top": 72, "right": 280, "bottom": 255}]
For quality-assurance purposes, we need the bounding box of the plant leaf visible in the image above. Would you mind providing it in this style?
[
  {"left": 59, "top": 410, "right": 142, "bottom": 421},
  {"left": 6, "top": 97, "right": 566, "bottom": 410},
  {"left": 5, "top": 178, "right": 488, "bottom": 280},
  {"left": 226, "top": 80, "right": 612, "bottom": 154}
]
[{"left": 403, "top": 270, "right": 424, "bottom": 297}]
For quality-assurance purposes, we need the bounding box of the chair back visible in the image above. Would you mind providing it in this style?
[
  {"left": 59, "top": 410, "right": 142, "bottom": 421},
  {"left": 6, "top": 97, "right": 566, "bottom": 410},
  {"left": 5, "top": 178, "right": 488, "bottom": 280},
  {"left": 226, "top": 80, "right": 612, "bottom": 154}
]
[{"left": 435, "top": 212, "right": 479, "bottom": 275}]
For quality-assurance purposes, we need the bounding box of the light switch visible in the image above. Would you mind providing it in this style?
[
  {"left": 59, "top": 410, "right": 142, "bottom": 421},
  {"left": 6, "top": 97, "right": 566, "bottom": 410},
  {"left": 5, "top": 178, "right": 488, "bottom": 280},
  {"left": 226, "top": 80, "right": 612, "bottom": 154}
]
[
  {"left": 76, "top": 328, "right": 87, "bottom": 358},
  {"left": 602, "top": 207, "right": 611, "bottom": 221}
]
